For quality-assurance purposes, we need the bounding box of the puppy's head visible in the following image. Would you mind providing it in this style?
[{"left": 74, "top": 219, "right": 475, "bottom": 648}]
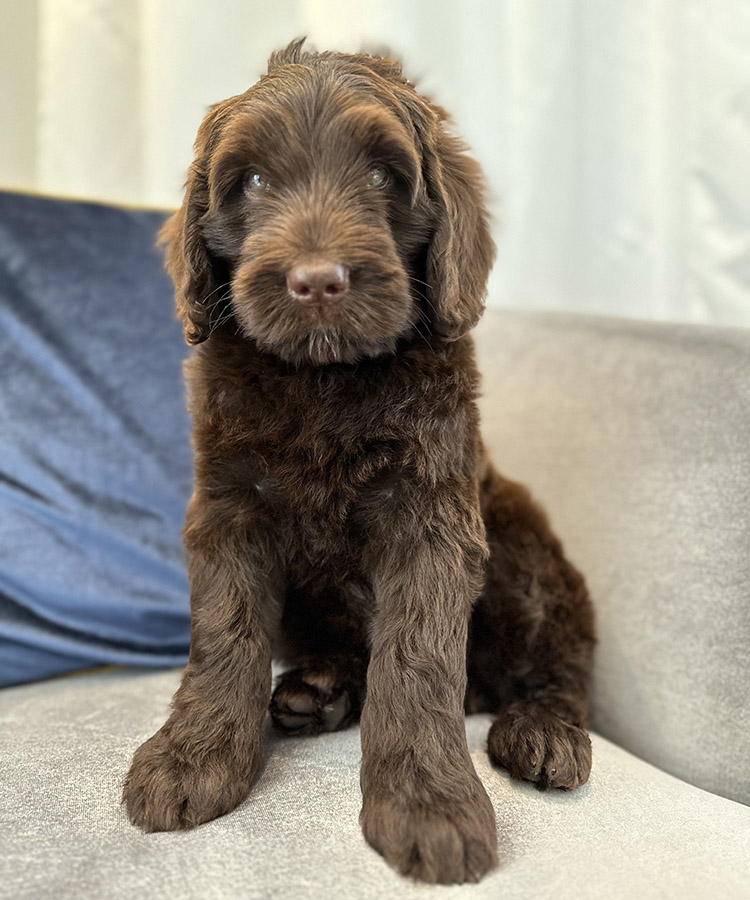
[{"left": 162, "top": 40, "right": 494, "bottom": 365}]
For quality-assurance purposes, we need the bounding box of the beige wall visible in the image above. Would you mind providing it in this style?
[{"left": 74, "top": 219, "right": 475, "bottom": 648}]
[{"left": 1, "top": 0, "right": 38, "bottom": 192}]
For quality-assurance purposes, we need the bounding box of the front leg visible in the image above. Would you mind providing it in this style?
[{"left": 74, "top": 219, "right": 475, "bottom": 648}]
[
  {"left": 359, "top": 478, "right": 498, "bottom": 884},
  {"left": 123, "top": 496, "right": 282, "bottom": 831}
]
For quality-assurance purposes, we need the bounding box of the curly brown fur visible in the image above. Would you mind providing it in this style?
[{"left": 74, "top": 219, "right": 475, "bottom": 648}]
[{"left": 122, "top": 39, "right": 595, "bottom": 885}]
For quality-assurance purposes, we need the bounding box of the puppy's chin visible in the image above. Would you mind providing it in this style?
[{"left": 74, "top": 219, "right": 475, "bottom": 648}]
[{"left": 249, "top": 327, "right": 403, "bottom": 367}]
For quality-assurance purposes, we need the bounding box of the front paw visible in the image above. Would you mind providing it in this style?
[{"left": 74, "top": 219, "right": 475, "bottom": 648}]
[
  {"left": 360, "top": 780, "right": 498, "bottom": 884},
  {"left": 122, "top": 725, "right": 260, "bottom": 832},
  {"left": 488, "top": 707, "right": 592, "bottom": 790}
]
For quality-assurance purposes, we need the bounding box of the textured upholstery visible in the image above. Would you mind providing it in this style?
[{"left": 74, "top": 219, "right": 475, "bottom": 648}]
[
  {"left": 0, "top": 192, "right": 191, "bottom": 686},
  {"left": 475, "top": 312, "right": 750, "bottom": 806},
  {"left": 1, "top": 668, "right": 748, "bottom": 900}
]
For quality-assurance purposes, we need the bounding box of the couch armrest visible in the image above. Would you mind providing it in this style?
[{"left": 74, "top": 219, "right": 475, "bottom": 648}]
[{"left": 475, "top": 309, "right": 750, "bottom": 805}]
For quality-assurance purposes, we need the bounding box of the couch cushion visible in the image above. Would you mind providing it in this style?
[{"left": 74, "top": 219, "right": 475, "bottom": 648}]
[
  {"left": 0, "top": 192, "right": 192, "bottom": 686},
  {"left": 475, "top": 310, "right": 750, "bottom": 806},
  {"left": 0, "top": 668, "right": 748, "bottom": 900}
]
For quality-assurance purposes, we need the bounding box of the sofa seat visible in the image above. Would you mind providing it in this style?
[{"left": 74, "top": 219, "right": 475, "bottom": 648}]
[{"left": 1, "top": 667, "right": 748, "bottom": 900}]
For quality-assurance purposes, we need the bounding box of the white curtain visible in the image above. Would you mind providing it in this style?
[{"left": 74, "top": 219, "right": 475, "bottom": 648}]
[{"left": 2, "top": 0, "right": 750, "bottom": 326}]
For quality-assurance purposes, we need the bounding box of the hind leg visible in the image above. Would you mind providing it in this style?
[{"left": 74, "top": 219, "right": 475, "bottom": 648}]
[
  {"left": 468, "top": 462, "right": 596, "bottom": 790},
  {"left": 270, "top": 583, "right": 369, "bottom": 736}
]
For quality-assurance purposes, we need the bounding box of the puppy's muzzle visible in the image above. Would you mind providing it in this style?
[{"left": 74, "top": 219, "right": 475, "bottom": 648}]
[{"left": 287, "top": 260, "right": 350, "bottom": 309}]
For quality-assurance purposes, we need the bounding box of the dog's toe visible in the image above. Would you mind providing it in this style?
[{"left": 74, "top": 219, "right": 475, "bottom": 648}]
[
  {"left": 270, "top": 668, "right": 356, "bottom": 735},
  {"left": 487, "top": 706, "right": 592, "bottom": 790},
  {"left": 360, "top": 779, "right": 498, "bottom": 884}
]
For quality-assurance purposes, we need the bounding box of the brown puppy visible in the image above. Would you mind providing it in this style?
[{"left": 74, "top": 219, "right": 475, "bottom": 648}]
[{"left": 122, "top": 40, "right": 595, "bottom": 885}]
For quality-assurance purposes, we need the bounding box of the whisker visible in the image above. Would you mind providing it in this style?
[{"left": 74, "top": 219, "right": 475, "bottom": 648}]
[
  {"left": 199, "top": 281, "right": 233, "bottom": 308},
  {"left": 408, "top": 277, "right": 437, "bottom": 314},
  {"left": 206, "top": 287, "right": 234, "bottom": 327},
  {"left": 207, "top": 305, "right": 235, "bottom": 336}
]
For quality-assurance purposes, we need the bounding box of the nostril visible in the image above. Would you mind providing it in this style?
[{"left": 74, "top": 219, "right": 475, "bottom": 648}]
[{"left": 287, "top": 261, "right": 349, "bottom": 304}]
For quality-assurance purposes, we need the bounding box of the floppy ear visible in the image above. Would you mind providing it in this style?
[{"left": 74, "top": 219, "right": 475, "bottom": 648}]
[
  {"left": 159, "top": 99, "right": 237, "bottom": 345},
  {"left": 159, "top": 168, "right": 213, "bottom": 346},
  {"left": 420, "top": 119, "right": 495, "bottom": 340},
  {"left": 332, "top": 53, "right": 493, "bottom": 340}
]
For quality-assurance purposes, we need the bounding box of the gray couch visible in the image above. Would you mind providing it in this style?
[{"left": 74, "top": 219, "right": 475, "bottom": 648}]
[{"left": 2, "top": 309, "right": 749, "bottom": 899}]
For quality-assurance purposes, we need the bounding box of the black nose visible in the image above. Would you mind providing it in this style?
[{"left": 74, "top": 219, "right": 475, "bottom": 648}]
[{"left": 286, "top": 261, "right": 350, "bottom": 306}]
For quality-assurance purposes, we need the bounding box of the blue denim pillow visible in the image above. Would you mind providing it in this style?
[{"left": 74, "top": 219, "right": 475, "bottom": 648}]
[{"left": 0, "top": 192, "right": 192, "bottom": 686}]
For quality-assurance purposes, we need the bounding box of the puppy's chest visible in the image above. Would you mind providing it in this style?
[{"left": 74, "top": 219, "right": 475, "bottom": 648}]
[
  {"left": 210, "top": 353, "right": 471, "bottom": 559},
  {"left": 222, "top": 379, "right": 393, "bottom": 525},
  {"left": 252, "top": 414, "right": 401, "bottom": 527}
]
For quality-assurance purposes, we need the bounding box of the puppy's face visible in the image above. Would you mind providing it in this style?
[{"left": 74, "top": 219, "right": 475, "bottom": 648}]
[
  {"left": 204, "top": 71, "right": 432, "bottom": 365},
  {"left": 164, "top": 45, "right": 494, "bottom": 365}
]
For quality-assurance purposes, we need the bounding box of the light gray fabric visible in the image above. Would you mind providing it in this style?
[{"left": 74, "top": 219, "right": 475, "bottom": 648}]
[
  {"left": 475, "top": 310, "right": 750, "bottom": 806},
  {"left": 1, "top": 667, "right": 749, "bottom": 900}
]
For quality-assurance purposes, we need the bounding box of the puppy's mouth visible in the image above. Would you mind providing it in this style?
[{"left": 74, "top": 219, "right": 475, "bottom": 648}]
[{"left": 231, "top": 262, "right": 417, "bottom": 366}]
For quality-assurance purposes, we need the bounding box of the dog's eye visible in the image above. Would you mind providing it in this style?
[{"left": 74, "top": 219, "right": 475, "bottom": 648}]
[
  {"left": 245, "top": 169, "right": 267, "bottom": 192},
  {"left": 368, "top": 164, "right": 390, "bottom": 190}
]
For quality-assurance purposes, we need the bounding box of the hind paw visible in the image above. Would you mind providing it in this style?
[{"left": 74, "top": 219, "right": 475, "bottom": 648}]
[
  {"left": 488, "top": 706, "right": 591, "bottom": 790},
  {"left": 270, "top": 668, "right": 359, "bottom": 736}
]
